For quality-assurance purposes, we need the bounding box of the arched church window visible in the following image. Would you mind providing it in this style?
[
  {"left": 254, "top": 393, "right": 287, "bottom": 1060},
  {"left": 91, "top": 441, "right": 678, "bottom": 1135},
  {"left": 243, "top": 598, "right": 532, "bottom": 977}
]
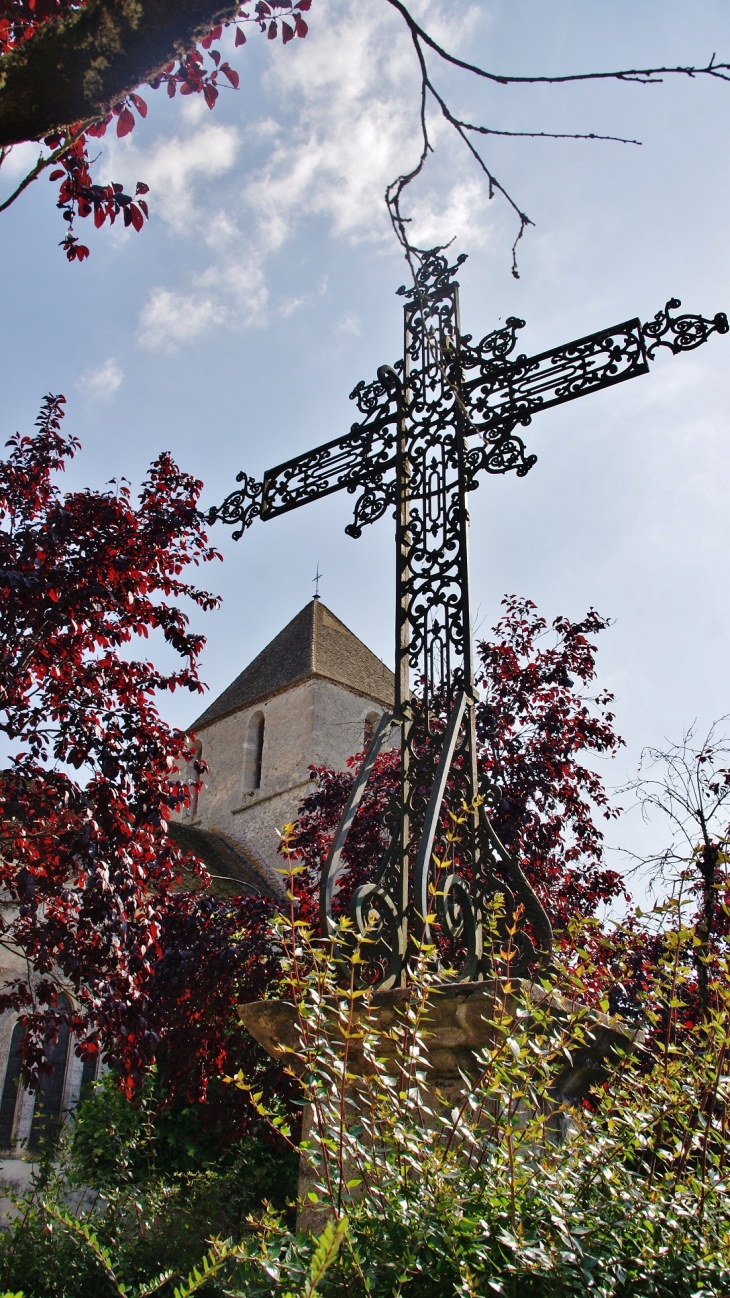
[
  {"left": 364, "top": 711, "right": 381, "bottom": 750},
  {"left": 243, "top": 712, "right": 265, "bottom": 792},
  {"left": 28, "top": 994, "right": 71, "bottom": 1154},
  {"left": 189, "top": 738, "right": 203, "bottom": 818},
  {"left": 0, "top": 1019, "right": 25, "bottom": 1152},
  {"left": 80, "top": 1051, "right": 99, "bottom": 1093}
]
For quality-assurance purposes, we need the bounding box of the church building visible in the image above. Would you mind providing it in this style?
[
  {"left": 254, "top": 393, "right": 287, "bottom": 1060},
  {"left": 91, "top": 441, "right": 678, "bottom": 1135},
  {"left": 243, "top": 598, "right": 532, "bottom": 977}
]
[
  {"left": 170, "top": 597, "right": 394, "bottom": 899},
  {"left": 0, "top": 599, "right": 393, "bottom": 1186}
]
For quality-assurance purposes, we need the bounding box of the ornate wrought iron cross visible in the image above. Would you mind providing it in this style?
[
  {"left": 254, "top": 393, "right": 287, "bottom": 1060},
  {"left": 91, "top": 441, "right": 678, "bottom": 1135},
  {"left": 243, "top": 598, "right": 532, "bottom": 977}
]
[{"left": 212, "top": 250, "right": 727, "bottom": 988}]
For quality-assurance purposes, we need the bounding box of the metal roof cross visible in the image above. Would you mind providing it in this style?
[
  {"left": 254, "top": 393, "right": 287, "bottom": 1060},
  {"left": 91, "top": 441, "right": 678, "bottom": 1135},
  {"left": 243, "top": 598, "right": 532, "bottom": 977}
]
[{"left": 211, "top": 249, "right": 727, "bottom": 989}]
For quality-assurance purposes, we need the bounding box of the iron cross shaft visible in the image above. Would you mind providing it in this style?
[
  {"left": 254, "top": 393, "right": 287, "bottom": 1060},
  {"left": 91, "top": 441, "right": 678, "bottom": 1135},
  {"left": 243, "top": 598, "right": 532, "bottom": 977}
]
[{"left": 212, "top": 250, "right": 727, "bottom": 988}]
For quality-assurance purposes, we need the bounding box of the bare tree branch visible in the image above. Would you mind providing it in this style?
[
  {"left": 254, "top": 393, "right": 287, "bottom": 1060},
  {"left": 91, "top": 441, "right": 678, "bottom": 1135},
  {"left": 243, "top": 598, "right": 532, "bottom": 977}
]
[
  {"left": 0, "top": 130, "right": 86, "bottom": 213},
  {"left": 384, "top": 0, "right": 726, "bottom": 279},
  {"left": 384, "top": 1, "right": 730, "bottom": 89},
  {"left": 622, "top": 720, "right": 730, "bottom": 1015}
]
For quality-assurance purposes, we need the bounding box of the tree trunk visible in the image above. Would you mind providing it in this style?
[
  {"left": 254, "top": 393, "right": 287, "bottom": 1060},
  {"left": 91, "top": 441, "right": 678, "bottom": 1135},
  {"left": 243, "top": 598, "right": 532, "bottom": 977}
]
[
  {"left": 0, "top": 0, "right": 239, "bottom": 148},
  {"left": 695, "top": 841, "right": 719, "bottom": 1016}
]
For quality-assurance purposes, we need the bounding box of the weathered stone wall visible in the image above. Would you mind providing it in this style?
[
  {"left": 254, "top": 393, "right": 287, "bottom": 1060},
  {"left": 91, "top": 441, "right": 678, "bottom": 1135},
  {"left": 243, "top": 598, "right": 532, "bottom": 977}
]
[{"left": 179, "top": 677, "right": 393, "bottom": 881}]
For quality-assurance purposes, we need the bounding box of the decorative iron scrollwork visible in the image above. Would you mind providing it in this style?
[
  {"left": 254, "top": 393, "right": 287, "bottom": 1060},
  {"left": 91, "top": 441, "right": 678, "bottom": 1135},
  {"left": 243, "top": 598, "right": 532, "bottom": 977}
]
[
  {"left": 397, "top": 250, "right": 468, "bottom": 303},
  {"left": 463, "top": 434, "right": 537, "bottom": 489},
  {"left": 462, "top": 318, "right": 649, "bottom": 445},
  {"left": 209, "top": 247, "right": 726, "bottom": 991},
  {"left": 640, "top": 298, "right": 729, "bottom": 358},
  {"left": 252, "top": 364, "right": 402, "bottom": 540},
  {"left": 207, "top": 472, "right": 263, "bottom": 541}
]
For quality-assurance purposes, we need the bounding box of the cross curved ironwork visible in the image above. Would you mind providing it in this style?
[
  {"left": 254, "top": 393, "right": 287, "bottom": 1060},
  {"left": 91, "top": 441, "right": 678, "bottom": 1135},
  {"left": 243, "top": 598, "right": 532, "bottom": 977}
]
[{"left": 210, "top": 251, "right": 728, "bottom": 989}]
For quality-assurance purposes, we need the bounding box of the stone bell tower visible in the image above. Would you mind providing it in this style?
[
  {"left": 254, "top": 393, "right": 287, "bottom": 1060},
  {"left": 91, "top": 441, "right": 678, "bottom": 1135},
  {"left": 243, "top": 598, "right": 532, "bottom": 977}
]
[{"left": 171, "top": 599, "right": 394, "bottom": 899}]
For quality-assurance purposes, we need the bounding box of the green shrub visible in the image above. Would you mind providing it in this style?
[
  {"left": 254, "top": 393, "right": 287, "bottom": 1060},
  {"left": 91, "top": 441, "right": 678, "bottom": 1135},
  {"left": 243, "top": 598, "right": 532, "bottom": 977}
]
[
  {"left": 1, "top": 905, "right": 728, "bottom": 1297},
  {"left": 0, "top": 1069, "right": 297, "bottom": 1297}
]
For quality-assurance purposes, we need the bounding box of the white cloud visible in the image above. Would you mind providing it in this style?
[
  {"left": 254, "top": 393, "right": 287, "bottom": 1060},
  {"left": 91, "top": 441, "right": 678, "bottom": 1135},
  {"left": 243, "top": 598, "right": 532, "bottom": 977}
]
[
  {"left": 138, "top": 289, "right": 228, "bottom": 351},
  {"left": 280, "top": 296, "right": 306, "bottom": 318},
  {"left": 336, "top": 312, "right": 361, "bottom": 336},
  {"left": 0, "top": 141, "right": 43, "bottom": 182},
  {"left": 180, "top": 96, "right": 210, "bottom": 127},
  {"left": 244, "top": 0, "right": 488, "bottom": 248},
  {"left": 137, "top": 124, "right": 239, "bottom": 231},
  {"left": 133, "top": 0, "right": 492, "bottom": 347},
  {"left": 77, "top": 358, "right": 123, "bottom": 401},
  {"left": 105, "top": 122, "right": 239, "bottom": 233}
]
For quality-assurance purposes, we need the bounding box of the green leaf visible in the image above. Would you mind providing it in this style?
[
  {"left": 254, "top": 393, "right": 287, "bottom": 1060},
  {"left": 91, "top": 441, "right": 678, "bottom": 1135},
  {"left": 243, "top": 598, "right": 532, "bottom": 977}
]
[{"left": 299, "top": 1215, "right": 349, "bottom": 1298}]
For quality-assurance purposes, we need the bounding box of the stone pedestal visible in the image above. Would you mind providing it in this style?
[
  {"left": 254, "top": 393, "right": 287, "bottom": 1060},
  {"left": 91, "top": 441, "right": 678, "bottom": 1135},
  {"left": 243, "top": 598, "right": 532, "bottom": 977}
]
[{"left": 239, "top": 979, "right": 643, "bottom": 1231}]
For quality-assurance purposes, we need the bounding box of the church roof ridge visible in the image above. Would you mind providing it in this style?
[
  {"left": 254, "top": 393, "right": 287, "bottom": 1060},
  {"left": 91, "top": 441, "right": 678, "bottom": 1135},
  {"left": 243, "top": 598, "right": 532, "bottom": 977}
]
[{"left": 190, "top": 598, "right": 393, "bottom": 731}]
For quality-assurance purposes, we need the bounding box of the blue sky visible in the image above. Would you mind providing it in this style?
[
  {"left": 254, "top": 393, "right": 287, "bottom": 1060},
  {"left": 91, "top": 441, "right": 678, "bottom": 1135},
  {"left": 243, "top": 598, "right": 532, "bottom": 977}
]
[{"left": 2, "top": 0, "right": 730, "bottom": 870}]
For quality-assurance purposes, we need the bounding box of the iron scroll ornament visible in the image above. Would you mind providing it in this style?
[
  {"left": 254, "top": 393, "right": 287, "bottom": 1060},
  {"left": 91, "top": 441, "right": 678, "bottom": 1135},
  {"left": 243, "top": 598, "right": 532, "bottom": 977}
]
[
  {"left": 210, "top": 304, "right": 728, "bottom": 544},
  {"left": 210, "top": 252, "right": 728, "bottom": 989}
]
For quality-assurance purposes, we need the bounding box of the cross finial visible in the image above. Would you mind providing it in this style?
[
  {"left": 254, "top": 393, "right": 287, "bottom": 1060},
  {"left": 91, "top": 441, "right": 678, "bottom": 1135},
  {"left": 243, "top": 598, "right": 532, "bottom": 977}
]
[{"left": 312, "top": 563, "right": 322, "bottom": 599}]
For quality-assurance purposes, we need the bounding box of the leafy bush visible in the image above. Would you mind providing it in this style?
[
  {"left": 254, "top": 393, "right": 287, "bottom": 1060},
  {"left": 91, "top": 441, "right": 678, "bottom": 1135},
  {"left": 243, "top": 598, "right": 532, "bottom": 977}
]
[
  {"left": 1, "top": 900, "right": 729, "bottom": 1296},
  {"left": 0, "top": 1071, "right": 298, "bottom": 1297}
]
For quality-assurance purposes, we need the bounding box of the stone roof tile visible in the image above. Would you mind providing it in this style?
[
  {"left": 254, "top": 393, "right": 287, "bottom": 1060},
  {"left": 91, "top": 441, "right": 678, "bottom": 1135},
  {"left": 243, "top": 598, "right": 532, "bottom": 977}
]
[
  {"left": 168, "top": 822, "right": 286, "bottom": 901},
  {"left": 190, "top": 599, "right": 393, "bottom": 731}
]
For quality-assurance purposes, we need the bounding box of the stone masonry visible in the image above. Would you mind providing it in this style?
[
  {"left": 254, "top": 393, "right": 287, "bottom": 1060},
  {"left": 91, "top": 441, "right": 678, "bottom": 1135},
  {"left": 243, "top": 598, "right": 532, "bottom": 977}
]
[{"left": 171, "top": 598, "right": 395, "bottom": 899}]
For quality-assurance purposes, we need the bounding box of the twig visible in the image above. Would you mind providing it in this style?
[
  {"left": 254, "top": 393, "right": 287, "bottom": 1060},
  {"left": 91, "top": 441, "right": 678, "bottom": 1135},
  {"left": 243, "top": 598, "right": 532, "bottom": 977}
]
[
  {"left": 0, "top": 126, "right": 89, "bottom": 215},
  {"left": 385, "top": 0, "right": 726, "bottom": 278},
  {"left": 384, "top": 5, "right": 730, "bottom": 89}
]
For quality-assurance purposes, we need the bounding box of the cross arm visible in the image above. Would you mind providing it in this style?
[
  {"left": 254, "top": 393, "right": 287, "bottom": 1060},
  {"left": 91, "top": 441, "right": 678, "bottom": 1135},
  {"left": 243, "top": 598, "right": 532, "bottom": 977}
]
[
  {"left": 461, "top": 299, "right": 728, "bottom": 485},
  {"left": 209, "top": 366, "right": 402, "bottom": 540}
]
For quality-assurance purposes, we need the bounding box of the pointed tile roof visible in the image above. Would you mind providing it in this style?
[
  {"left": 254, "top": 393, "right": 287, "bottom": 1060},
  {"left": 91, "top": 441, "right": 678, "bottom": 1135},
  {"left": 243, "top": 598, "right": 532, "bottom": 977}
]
[{"left": 191, "top": 599, "right": 394, "bottom": 731}]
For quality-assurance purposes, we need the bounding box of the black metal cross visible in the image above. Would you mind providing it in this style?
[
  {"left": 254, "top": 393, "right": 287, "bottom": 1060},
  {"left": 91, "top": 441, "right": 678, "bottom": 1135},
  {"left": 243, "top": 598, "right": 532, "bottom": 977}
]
[{"left": 212, "top": 250, "right": 727, "bottom": 988}]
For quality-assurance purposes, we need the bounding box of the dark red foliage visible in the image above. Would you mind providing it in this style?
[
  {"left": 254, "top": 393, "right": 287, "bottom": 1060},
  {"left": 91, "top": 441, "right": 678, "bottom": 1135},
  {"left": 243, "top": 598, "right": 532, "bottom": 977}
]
[
  {"left": 0, "top": 394, "right": 225, "bottom": 1092},
  {"left": 0, "top": 0, "right": 312, "bottom": 260},
  {"left": 46, "top": 127, "right": 150, "bottom": 261},
  {"left": 0, "top": 396, "right": 311, "bottom": 1134},
  {"left": 285, "top": 596, "right": 627, "bottom": 948},
  {"left": 142, "top": 889, "right": 305, "bottom": 1141},
  {"left": 475, "top": 596, "right": 626, "bottom": 930}
]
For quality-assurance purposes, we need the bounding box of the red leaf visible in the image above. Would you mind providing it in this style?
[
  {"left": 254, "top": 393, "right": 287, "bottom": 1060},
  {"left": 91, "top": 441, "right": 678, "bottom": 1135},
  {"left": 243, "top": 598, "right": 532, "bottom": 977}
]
[
  {"left": 167, "top": 81, "right": 177, "bottom": 98},
  {"left": 49, "top": 169, "right": 65, "bottom": 182},
  {"left": 129, "top": 203, "right": 144, "bottom": 232},
  {"left": 294, "top": 14, "right": 307, "bottom": 36},
  {"left": 203, "top": 83, "right": 218, "bottom": 109},
  {"left": 129, "top": 93, "right": 147, "bottom": 118},
  {"left": 94, "top": 207, "right": 106, "bottom": 228},
  {"left": 221, "top": 63, "right": 240, "bottom": 88},
  {"left": 138, "top": 200, "right": 149, "bottom": 218},
  {"left": 135, "top": 181, "right": 150, "bottom": 195},
  {"left": 282, "top": 20, "right": 294, "bottom": 42},
  {"left": 87, "top": 116, "right": 111, "bottom": 138},
  {"left": 116, "top": 108, "right": 135, "bottom": 138},
  {"left": 200, "top": 23, "right": 222, "bottom": 48},
  {"left": 235, "top": 26, "right": 246, "bottom": 45},
  {"left": 268, "top": 18, "right": 277, "bottom": 37},
  {"left": 296, "top": 0, "right": 311, "bottom": 8}
]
